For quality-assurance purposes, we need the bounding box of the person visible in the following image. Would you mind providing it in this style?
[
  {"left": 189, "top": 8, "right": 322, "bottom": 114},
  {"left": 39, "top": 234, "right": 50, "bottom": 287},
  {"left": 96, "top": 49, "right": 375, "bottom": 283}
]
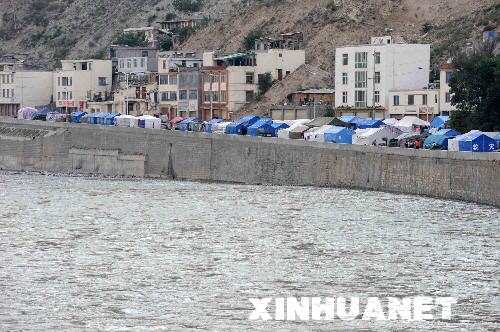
[{"left": 415, "top": 139, "right": 421, "bottom": 149}]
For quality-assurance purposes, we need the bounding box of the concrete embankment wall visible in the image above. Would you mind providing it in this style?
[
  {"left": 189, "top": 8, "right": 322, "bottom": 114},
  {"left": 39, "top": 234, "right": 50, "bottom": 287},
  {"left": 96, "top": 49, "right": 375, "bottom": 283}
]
[{"left": 1, "top": 117, "right": 499, "bottom": 207}]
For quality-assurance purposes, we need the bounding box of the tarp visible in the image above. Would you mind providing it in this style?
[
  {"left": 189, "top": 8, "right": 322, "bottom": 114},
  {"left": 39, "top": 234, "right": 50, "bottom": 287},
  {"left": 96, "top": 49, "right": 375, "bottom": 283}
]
[
  {"left": 32, "top": 107, "right": 50, "bottom": 121},
  {"left": 357, "top": 119, "right": 384, "bottom": 129},
  {"left": 338, "top": 115, "right": 362, "bottom": 125},
  {"left": 71, "top": 111, "right": 87, "bottom": 123},
  {"left": 46, "top": 112, "right": 65, "bottom": 122},
  {"left": 278, "top": 120, "right": 311, "bottom": 139},
  {"left": 324, "top": 126, "right": 354, "bottom": 144},
  {"left": 434, "top": 128, "right": 460, "bottom": 137},
  {"left": 177, "top": 117, "right": 200, "bottom": 131},
  {"left": 304, "top": 125, "right": 334, "bottom": 141},
  {"left": 423, "top": 134, "right": 455, "bottom": 150},
  {"left": 104, "top": 112, "right": 121, "bottom": 126},
  {"left": 458, "top": 131, "right": 497, "bottom": 152},
  {"left": 207, "top": 119, "right": 224, "bottom": 133},
  {"left": 247, "top": 118, "right": 273, "bottom": 136},
  {"left": 395, "top": 116, "right": 430, "bottom": 132},
  {"left": 17, "top": 107, "right": 38, "bottom": 120},
  {"left": 225, "top": 115, "right": 260, "bottom": 135},
  {"left": 306, "top": 117, "right": 342, "bottom": 127},
  {"left": 430, "top": 116, "right": 450, "bottom": 128},
  {"left": 353, "top": 127, "right": 400, "bottom": 146},
  {"left": 383, "top": 118, "right": 399, "bottom": 126}
]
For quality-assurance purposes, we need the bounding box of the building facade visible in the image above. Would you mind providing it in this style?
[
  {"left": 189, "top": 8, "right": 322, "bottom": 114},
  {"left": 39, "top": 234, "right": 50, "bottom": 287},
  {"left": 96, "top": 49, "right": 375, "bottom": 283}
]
[
  {"left": 335, "top": 36, "right": 431, "bottom": 117},
  {"left": 439, "top": 63, "right": 456, "bottom": 115},
  {"left": 388, "top": 89, "right": 439, "bottom": 121},
  {"left": 53, "top": 60, "right": 112, "bottom": 112}
]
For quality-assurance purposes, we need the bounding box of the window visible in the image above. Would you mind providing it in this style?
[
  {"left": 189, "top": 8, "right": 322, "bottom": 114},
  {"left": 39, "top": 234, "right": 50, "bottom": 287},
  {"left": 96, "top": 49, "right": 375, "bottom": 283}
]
[
  {"left": 445, "top": 92, "right": 451, "bottom": 103},
  {"left": 189, "top": 90, "right": 198, "bottom": 100},
  {"left": 342, "top": 73, "right": 348, "bottom": 85},
  {"left": 133, "top": 58, "right": 138, "bottom": 68},
  {"left": 127, "top": 59, "right": 132, "bottom": 68},
  {"left": 422, "top": 94, "right": 428, "bottom": 105},
  {"left": 119, "top": 60, "right": 124, "bottom": 69},
  {"left": 279, "top": 53, "right": 283, "bottom": 58},
  {"left": 161, "top": 92, "right": 169, "bottom": 101},
  {"left": 193, "top": 63, "right": 199, "bottom": 68},
  {"left": 57, "top": 92, "right": 61, "bottom": 100},
  {"left": 342, "top": 53, "right": 348, "bottom": 65},
  {"left": 212, "top": 91, "right": 219, "bottom": 102},
  {"left": 98, "top": 77, "right": 107, "bottom": 86},
  {"left": 169, "top": 74, "right": 177, "bottom": 85},
  {"left": 342, "top": 91, "right": 348, "bottom": 104},
  {"left": 179, "top": 90, "right": 188, "bottom": 100},
  {"left": 140, "top": 58, "right": 146, "bottom": 68},
  {"left": 374, "top": 72, "right": 380, "bottom": 84},
  {"left": 163, "top": 60, "right": 167, "bottom": 70},
  {"left": 159, "top": 75, "right": 169, "bottom": 85},
  {"left": 445, "top": 72, "right": 453, "bottom": 84},
  {"left": 220, "top": 73, "right": 226, "bottom": 83},
  {"left": 393, "top": 95, "right": 400, "bottom": 106},
  {"left": 374, "top": 91, "right": 380, "bottom": 103},
  {"left": 246, "top": 72, "right": 254, "bottom": 84},
  {"left": 374, "top": 52, "right": 381, "bottom": 64},
  {"left": 170, "top": 91, "right": 177, "bottom": 100},
  {"left": 408, "top": 95, "right": 415, "bottom": 105},
  {"left": 61, "top": 77, "right": 72, "bottom": 86},
  {"left": 355, "top": 71, "right": 367, "bottom": 88},
  {"left": 246, "top": 90, "right": 255, "bottom": 102},
  {"left": 355, "top": 52, "right": 368, "bottom": 68},
  {"left": 355, "top": 90, "right": 367, "bottom": 107},
  {"left": 142, "top": 51, "right": 148, "bottom": 57},
  {"left": 58, "top": 77, "right": 61, "bottom": 86},
  {"left": 209, "top": 73, "right": 218, "bottom": 83},
  {"left": 220, "top": 90, "right": 227, "bottom": 102},
  {"left": 203, "top": 92, "right": 211, "bottom": 102}
]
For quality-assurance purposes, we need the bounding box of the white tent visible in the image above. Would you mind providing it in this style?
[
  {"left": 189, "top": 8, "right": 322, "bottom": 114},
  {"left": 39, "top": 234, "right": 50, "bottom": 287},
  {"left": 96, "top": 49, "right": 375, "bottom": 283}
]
[
  {"left": 212, "top": 122, "right": 232, "bottom": 134},
  {"left": 17, "top": 107, "right": 38, "bottom": 120},
  {"left": 353, "top": 127, "right": 400, "bottom": 146},
  {"left": 115, "top": 115, "right": 136, "bottom": 127},
  {"left": 448, "top": 130, "right": 481, "bottom": 151},
  {"left": 304, "top": 125, "right": 333, "bottom": 142},
  {"left": 139, "top": 115, "right": 161, "bottom": 129},
  {"left": 277, "top": 119, "right": 311, "bottom": 139},
  {"left": 395, "top": 116, "right": 430, "bottom": 132},
  {"left": 383, "top": 118, "right": 399, "bottom": 126}
]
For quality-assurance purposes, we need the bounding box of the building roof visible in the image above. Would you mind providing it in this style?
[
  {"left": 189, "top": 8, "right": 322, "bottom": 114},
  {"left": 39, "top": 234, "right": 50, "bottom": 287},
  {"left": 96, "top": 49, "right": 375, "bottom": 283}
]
[{"left": 295, "top": 88, "right": 335, "bottom": 94}]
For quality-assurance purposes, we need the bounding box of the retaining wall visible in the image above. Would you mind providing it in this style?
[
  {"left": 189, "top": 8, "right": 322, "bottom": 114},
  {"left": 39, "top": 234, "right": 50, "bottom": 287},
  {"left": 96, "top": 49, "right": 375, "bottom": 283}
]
[{"left": 1, "top": 118, "right": 499, "bottom": 207}]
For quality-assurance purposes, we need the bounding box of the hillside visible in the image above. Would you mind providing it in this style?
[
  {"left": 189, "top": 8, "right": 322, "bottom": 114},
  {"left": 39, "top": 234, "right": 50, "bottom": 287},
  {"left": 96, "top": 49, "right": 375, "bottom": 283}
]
[{"left": 1, "top": 0, "right": 499, "bottom": 114}]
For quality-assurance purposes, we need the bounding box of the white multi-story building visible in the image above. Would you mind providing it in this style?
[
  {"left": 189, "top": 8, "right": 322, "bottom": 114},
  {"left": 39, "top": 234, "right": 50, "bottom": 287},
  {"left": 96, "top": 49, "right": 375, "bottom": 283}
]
[
  {"left": 439, "top": 63, "right": 456, "bottom": 115},
  {"left": 335, "top": 36, "right": 430, "bottom": 118},
  {"left": 53, "top": 60, "right": 112, "bottom": 112},
  {"left": 388, "top": 89, "right": 440, "bottom": 121},
  {"left": 0, "top": 62, "right": 53, "bottom": 116}
]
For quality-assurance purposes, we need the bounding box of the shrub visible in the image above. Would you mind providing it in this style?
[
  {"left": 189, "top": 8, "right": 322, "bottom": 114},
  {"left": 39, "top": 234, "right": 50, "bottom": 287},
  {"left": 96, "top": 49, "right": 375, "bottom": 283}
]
[
  {"left": 173, "top": 0, "right": 203, "bottom": 13},
  {"left": 422, "top": 22, "right": 433, "bottom": 34},
  {"left": 258, "top": 72, "right": 273, "bottom": 95},
  {"left": 112, "top": 32, "right": 148, "bottom": 47},
  {"left": 242, "top": 28, "right": 264, "bottom": 50},
  {"left": 326, "top": 1, "right": 338, "bottom": 12},
  {"left": 158, "top": 35, "right": 173, "bottom": 51}
]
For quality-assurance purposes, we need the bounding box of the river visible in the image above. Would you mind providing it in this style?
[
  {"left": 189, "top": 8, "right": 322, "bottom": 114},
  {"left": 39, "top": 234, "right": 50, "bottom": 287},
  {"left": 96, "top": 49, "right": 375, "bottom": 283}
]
[{"left": 0, "top": 173, "right": 498, "bottom": 331}]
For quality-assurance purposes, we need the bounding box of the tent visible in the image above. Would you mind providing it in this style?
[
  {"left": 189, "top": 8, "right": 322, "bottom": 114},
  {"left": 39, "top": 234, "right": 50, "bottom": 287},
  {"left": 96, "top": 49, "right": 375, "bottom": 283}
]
[
  {"left": 287, "top": 125, "right": 310, "bottom": 139},
  {"left": 278, "top": 119, "right": 311, "bottom": 139},
  {"left": 115, "top": 115, "right": 136, "bottom": 127},
  {"left": 448, "top": 131, "right": 481, "bottom": 152},
  {"left": 212, "top": 121, "right": 232, "bottom": 134},
  {"left": 304, "top": 125, "right": 334, "bottom": 142},
  {"left": 430, "top": 116, "right": 450, "bottom": 129},
  {"left": 324, "top": 126, "right": 354, "bottom": 144},
  {"left": 434, "top": 128, "right": 460, "bottom": 137},
  {"left": 225, "top": 115, "right": 260, "bottom": 135},
  {"left": 383, "top": 118, "right": 399, "bottom": 126},
  {"left": 423, "top": 134, "right": 456, "bottom": 150},
  {"left": 17, "top": 107, "right": 38, "bottom": 120},
  {"left": 306, "top": 117, "right": 343, "bottom": 128},
  {"left": 177, "top": 117, "right": 200, "bottom": 131},
  {"left": 46, "top": 112, "right": 65, "bottom": 122},
  {"left": 495, "top": 133, "right": 500, "bottom": 150},
  {"left": 71, "top": 111, "right": 87, "bottom": 123},
  {"left": 353, "top": 127, "right": 400, "bottom": 146},
  {"left": 357, "top": 119, "right": 384, "bottom": 129},
  {"left": 458, "top": 132, "right": 497, "bottom": 152},
  {"left": 103, "top": 112, "right": 121, "bottom": 126},
  {"left": 338, "top": 115, "right": 361, "bottom": 124},
  {"left": 270, "top": 122, "right": 290, "bottom": 137},
  {"left": 247, "top": 118, "right": 273, "bottom": 136},
  {"left": 207, "top": 119, "right": 224, "bottom": 133},
  {"left": 139, "top": 115, "right": 161, "bottom": 129},
  {"left": 395, "top": 116, "right": 430, "bottom": 132}
]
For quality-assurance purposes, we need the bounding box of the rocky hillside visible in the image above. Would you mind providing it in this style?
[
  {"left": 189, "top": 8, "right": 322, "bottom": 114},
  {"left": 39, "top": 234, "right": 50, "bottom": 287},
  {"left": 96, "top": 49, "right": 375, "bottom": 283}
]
[{"left": 1, "top": 0, "right": 499, "bottom": 113}]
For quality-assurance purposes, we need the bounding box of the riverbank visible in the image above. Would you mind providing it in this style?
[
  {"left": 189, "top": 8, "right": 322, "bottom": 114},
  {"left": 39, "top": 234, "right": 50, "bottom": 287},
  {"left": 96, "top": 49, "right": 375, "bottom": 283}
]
[{"left": 1, "top": 117, "right": 499, "bottom": 207}]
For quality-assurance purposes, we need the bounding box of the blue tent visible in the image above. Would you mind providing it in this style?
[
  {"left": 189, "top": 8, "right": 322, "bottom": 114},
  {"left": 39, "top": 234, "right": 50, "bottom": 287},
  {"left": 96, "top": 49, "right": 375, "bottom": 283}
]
[
  {"left": 495, "top": 134, "right": 500, "bottom": 150},
  {"left": 87, "top": 113, "right": 100, "bottom": 125},
  {"left": 458, "top": 132, "right": 497, "bottom": 152},
  {"left": 424, "top": 134, "right": 456, "bottom": 150},
  {"left": 177, "top": 117, "right": 200, "bottom": 131},
  {"left": 207, "top": 119, "right": 223, "bottom": 133},
  {"left": 32, "top": 107, "right": 50, "bottom": 121},
  {"left": 270, "top": 122, "right": 290, "bottom": 137},
  {"left": 357, "top": 119, "right": 384, "bottom": 129},
  {"left": 338, "top": 115, "right": 362, "bottom": 124},
  {"left": 324, "top": 126, "right": 354, "bottom": 144},
  {"left": 71, "top": 111, "right": 87, "bottom": 123},
  {"left": 248, "top": 118, "right": 273, "bottom": 136},
  {"left": 430, "top": 116, "right": 450, "bottom": 129},
  {"left": 435, "top": 128, "right": 460, "bottom": 137},
  {"left": 103, "top": 112, "right": 120, "bottom": 126},
  {"left": 225, "top": 115, "right": 260, "bottom": 135}
]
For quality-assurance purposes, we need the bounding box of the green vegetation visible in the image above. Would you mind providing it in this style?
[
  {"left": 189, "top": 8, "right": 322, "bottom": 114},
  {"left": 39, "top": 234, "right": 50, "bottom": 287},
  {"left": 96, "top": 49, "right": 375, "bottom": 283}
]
[
  {"left": 422, "top": 22, "right": 433, "bottom": 34},
  {"left": 164, "top": 12, "right": 177, "bottom": 21},
  {"left": 448, "top": 53, "right": 500, "bottom": 132},
  {"left": 242, "top": 28, "right": 264, "bottom": 50},
  {"left": 258, "top": 73, "right": 273, "bottom": 95},
  {"left": 173, "top": 0, "right": 203, "bottom": 13},
  {"left": 158, "top": 34, "right": 173, "bottom": 51},
  {"left": 171, "top": 27, "right": 196, "bottom": 43},
  {"left": 112, "top": 32, "right": 148, "bottom": 47},
  {"left": 326, "top": 1, "right": 338, "bottom": 12}
]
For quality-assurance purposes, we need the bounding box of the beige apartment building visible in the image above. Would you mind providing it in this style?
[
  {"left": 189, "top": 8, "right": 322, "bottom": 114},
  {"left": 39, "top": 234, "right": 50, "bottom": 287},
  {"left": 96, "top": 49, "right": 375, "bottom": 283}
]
[
  {"left": 439, "top": 63, "right": 456, "bottom": 115},
  {"left": 0, "top": 62, "right": 53, "bottom": 116},
  {"left": 53, "top": 59, "right": 112, "bottom": 112},
  {"left": 200, "top": 47, "right": 306, "bottom": 120},
  {"left": 388, "top": 89, "right": 440, "bottom": 121}
]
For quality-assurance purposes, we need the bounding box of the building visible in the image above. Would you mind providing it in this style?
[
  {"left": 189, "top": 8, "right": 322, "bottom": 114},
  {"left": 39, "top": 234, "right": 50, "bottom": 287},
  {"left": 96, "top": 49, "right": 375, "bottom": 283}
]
[
  {"left": 255, "top": 32, "right": 303, "bottom": 51},
  {"left": 0, "top": 61, "right": 53, "bottom": 116},
  {"left": 388, "top": 88, "right": 439, "bottom": 121},
  {"left": 122, "top": 27, "right": 164, "bottom": 48},
  {"left": 53, "top": 60, "right": 112, "bottom": 112},
  {"left": 288, "top": 88, "right": 335, "bottom": 105},
  {"left": 157, "top": 19, "right": 201, "bottom": 32},
  {"left": 439, "top": 63, "right": 456, "bottom": 115},
  {"left": 335, "top": 36, "right": 430, "bottom": 118},
  {"left": 200, "top": 48, "right": 306, "bottom": 120},
  {"left": 158, "top": 51, "right": 203, "bottom": 71},
  {"left": 110, "top": 46, "right": 159, "bottom": 78}
]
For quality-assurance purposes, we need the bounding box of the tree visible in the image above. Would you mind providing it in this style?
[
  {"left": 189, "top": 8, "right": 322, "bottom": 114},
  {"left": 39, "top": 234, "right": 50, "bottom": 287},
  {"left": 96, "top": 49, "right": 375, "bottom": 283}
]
[
  {"left": 158, "top": 35, "right": 173, "bottom": 51},
  {"left": 173, "top": 0, "right": 203, "bottom": 13},
  {"left": 112, "top": 32, "right": 148, "bottom": 47},
  {"left": 242, "top": 29, "right": 263, "bottom": 51},
  {"left": 258, "top": 73, "right": 273, "bottom": 95},
  {"left": 448, "top": 53, "right": 500, "bottom": 132}
]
